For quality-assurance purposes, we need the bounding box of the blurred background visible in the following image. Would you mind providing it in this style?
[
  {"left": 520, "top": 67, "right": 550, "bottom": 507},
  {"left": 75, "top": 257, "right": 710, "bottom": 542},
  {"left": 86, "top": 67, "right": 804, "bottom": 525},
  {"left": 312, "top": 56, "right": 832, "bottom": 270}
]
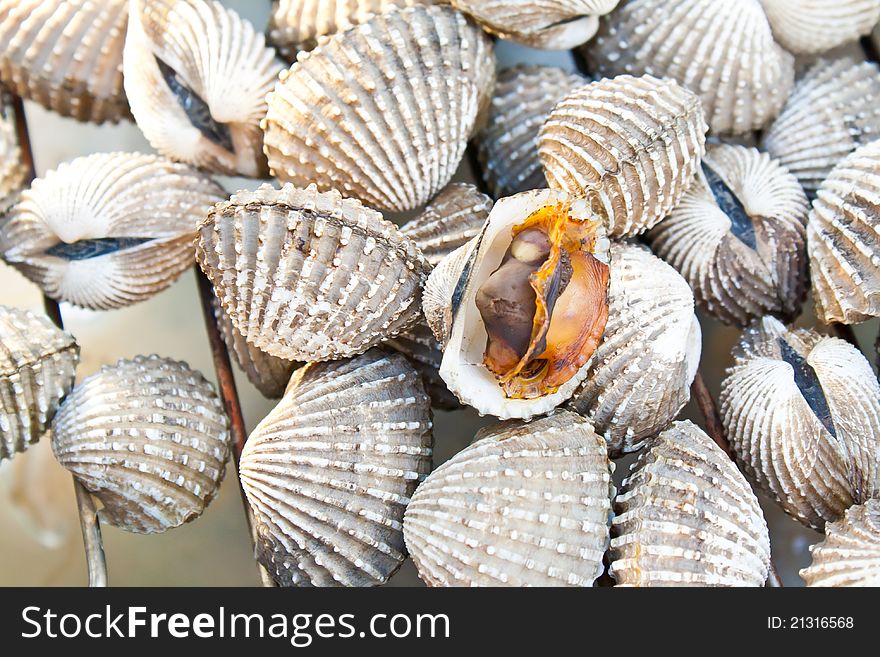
[{"left": 1, "top": 1, "right": 877, "bottom": 587}]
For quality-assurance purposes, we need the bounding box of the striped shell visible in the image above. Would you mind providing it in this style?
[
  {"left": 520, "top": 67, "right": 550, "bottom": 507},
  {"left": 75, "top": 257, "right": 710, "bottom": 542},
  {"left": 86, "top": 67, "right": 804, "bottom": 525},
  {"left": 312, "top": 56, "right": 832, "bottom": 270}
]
[
  {"left": 0, "top": 306, "right": 79, "bottom": 462},
  {"left": 538, "top": 74, "right": 707, "bottom": 238},
  {"left": 404, "top": 410, "right": 613, "bottom": 586},
  {"left": 0, "top": 0, "right": 129, "bottom": 123},
  {"left": 386, "top": 321, "right": 459, "bottom": 411},
  {"left": 760, "top": 0, "right": 880, "bottom": 55},
  {"left": 262, "top": 5, "right": 495, "bottom": 213},
  {"left": 240, "top": 349, "right": 433, "bottom": 587},
  {"left": 476, "top": 65, "right": 587, "bottom": 199},
  {"left": 587, "top": 0, "right": 794, "bottom": 135},
  {"left": 808, "top": 139, "right": 880, "bottom": 324},
  {"left": 647, "top": 144, "right": 809, "bottom": 327},
  {"left": 196, "top": 183, "right": 430, "bottom": 362},
  {"left": 0, "top": 152, "right": 225, "bottom": 310},
  {"left": 568, "top": 243, "right": 700, "bottom": 457},
  {"left": 800, "top": 500, "right": 880, "bottom": 587},
  {"left": 51, "top": 355, "right": 231, "bottom": 534},
  {"left": 610, "top": 421, "right": 771, "bottom": 587},
  {"left": 0, "top": 99, "right": 26, "bottom": 213},
  {"left": 720, "top": 316, "right": 880, "bottom": 530},
  {"left": 451, "top": 0, "right": 619, "bottom": 49},
  {"left": 124, "top": 0, "right": 284, "bottom": 177},
  {"left": 761, "top": 58, "right": 880, "bottom": 198}
]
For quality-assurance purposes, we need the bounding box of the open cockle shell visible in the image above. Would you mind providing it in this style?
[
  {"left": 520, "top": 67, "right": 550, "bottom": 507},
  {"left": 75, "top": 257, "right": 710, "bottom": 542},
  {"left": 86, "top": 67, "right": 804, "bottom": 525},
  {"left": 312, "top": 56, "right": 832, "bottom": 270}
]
[
  {"left": 610, "top": 421, "right": 771, "bottom": 587},
  {"left": 808, "top": 139, "right": 880, "bottom": 325},
  {"left": 0, "top": 0, "right": 130, "bottom": 124},
  {"left": 720, "top": 317, "right": 880, "bottom": 530},
  {"left": 240, "top": 349, "right": 433, "bottom": 587},
  {"left": 648, "top": 144, "right": 809, "bottom": 327},
  {"left": 124, "top": 0, "right": 284, "bottom": 177},
  {"left": 403, "top": 410, "right": 613, "bottom": 586},
  {"left": 262, "top": 5, "right": 495, "bottom": 213},
  {"left": 0, "top": 306, "right": 79, "bottom": 462},
  {"left": 586, "top": 0, "right": 794, "bottom": 135},
  {"left": 0, "top": 152, "right": 226, "bottom": 310},
  {"left": 476, "top": 65, "right": 587, "bottom": 200},
  {"left": 51, "top": 355, "right": 231, "bottom": 534},
  {"left": 800, "top": 500, "right": 880, "bottom": 587},
  {"left": 538, "top": 74, "right": 707, "bottom": 238},
  {"left": 761, "top": 58, "right": 880, "bottom": 198},
  {"left": 196, "top": 183, "right": 430, "bottom": 362},
  {"left": 423, "top": 188, "right": 611, "bottom": 420},
  {"left": 759, "top": 0, "right": 880, "bottom": 55},
  {"left": 567, "top": 243, "right": 700, "bottom": 457}
]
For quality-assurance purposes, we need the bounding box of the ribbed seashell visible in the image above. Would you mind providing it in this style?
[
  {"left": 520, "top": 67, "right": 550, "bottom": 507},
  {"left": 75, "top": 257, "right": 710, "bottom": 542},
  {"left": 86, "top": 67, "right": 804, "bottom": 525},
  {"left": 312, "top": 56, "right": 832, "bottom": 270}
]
[
  {"left": 586, "top": 0, "right": 794, "bottom": 135},
  {"left": 807, "top": 139, "right": 880, "bottom": 325},
  {"left": 567, "top": 243, "right": 700, "bottom": 457},
  {"left": 51, "top": 355, "right": 231, "bottom": 534},
  {"left": 647, "top": 144, "right": 809, "bottom": 327},
  {"left": 240, "top": 349, "right": 433, "bottom": 587},
  {"left": 451, "top": 0, "right": 619, "bottom": 49},
  {"left": 197, "top": 183, "right": 429, "bottom": 362},
  {"left": 385, "top": 321, "right": 459, "bottom": 410},
  {"left": 720, "top": 316, "right": 880, "bottom": 530},
  {"left": 211, "top": 296, "right": 297, "bottom": 399},
  {"left": 760, "top": 58, "right": 880, "bottom": 197},
  {"left": 124, "top": 0, "right": 283, "bottom": 177},
  {"left": 538, "top": 74, "right": 707, "bottom": 238},
  {"left": 0, "top": 99, "right": 26, "bottom": 213},
  {"left": 0, "top": 306, "right": 79, "bottom": 462},
  {"left": 0, "top": 152, "right": 226, "bottom": 310},
  {"left": 760, "top": 0, "right": 880, "bottom": 55},
  {"left": 610, "top": 421, "right": 771, "bottom": 587},
  {"left": 262, "top": 5, "right": 495, "bottom": 213},
  {"left": 476, "top": 65, "right": 587, "bottom": 199},
  {"left": 800, "top": 500, "right": 880, "bottom": 586},
  {"left": 0, "top": 0, "right": 129, "bottom": 124},
  {"left": 423, "top": 188, "right": 611, "bottom": 419},
  {"left": 404, "top": 410, "right": 613, "bottom": 586}
]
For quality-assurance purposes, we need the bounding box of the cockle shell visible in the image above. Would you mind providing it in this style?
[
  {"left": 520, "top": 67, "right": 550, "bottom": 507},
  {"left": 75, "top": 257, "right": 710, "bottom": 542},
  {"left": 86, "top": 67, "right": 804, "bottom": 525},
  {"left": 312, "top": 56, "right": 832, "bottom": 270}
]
[
  {"left": 451, "top": 0, "right": 620, "bottom": 49},
  {"left": 609, "top": 421, "right": 771, "bottom": 587},
  {"left": 720, "top": 316, "right": 880, "bottom": 530},
  {"left": 262, "top": 5, "right": 495, "bottom": 213},
  {"left": 404, "top": 410, "right": 613, "bottom": 586},
  {"left": 0, "top": 306, "right": 79, "bottom": 462},
  {"left": 0, "top": 100, "right": 25, "bottom": 213},
  {"left": 211, "top": 296, "right": 297, "bottom": 399},
  {"left": 800, "top": 500, "right": 880, "bottom": 587},
  {"left": 0, "top": 0, "right": 129, "bottom": 124},
  {"left": 759, "top": 0, "right": 880, "bottom": 55},
  {"left": 586, "top": 0, "right": 794, "bottom": 135},
  {"left": 760, "top": 58, "right": 880, "bottom": 198},
  {"left": 124, "top": 0, "right": 284, "bottom": 177},
  {"left": 0, "top": 152, "right": 226, "bottom": 310},
  {"left": 196, "top": 183, "right": 430, "bottom": 362},
  {"left": 647, "top": 144, "right": 809, "bottom": 327},
  {"left": 240, "top": 349, "right": 433, "bottom": 587},
  {"left": 807, "top": 139, "right": 880, "bottom": 325},
  {"left": 476, "top": 65, "right": 587, "bottom": 199},
  {"left": 51, "top": 355, "right": 231, "bottom": 534},
  {"left": 538, "top": 74, "right": 707, "bottom": 238},
  {"left": 567, "top": 243, "right": 700, "bottom": 457}
]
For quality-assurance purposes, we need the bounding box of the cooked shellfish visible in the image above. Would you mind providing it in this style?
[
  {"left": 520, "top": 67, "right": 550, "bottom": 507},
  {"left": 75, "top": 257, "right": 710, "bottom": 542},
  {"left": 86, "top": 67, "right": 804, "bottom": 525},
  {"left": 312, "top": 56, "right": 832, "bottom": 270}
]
[
  {"left": 124, "top": 0, "right": 284, "bottom": 177},
  {"left": 0, "top": 305, "right": 79, "bottom": 462},
  {"left": 240, "top": 349, "right": 433, "bottom": 587},
  {"left": 538, "top": 74, "right": 707, "bottom": 238},
  {"left": 403, "top": 410, "right": 613, "bottom": 586},
  {"left": 610, "top": 421, "right": 771, "bottom": 587},
  {"left": 800, "top": 499, "right": 880, "bottom": 587},
  {"left": 647, "top": 144, "right": 809, "bottom": 327},
  {"left": 51, "top": 355, "right": 231, "bottom": 534},
  {"left": 197, "top": 183, "right": 429, "bottom": 362},
  {"left": 586, "top": 0, "right": 794, "bottom": 135},
  {"left": 262, "top": 5, "right": 495, "bottom": 213},
  {"left": 0, "top": 152, "right": 226, "bottom": 310},
  {"left": 760, "top": 0, "right": 880, "bottom": 55},
  {"left": 720, "top": 316, "right": 880, "bottom": 530}
]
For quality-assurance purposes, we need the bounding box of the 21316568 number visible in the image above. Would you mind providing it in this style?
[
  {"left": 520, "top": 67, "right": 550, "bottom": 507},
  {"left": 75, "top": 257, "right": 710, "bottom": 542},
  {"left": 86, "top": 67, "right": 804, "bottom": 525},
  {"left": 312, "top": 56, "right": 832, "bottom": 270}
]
[{"left": 768, "top": 617, "right": 854, "bottom": 629}]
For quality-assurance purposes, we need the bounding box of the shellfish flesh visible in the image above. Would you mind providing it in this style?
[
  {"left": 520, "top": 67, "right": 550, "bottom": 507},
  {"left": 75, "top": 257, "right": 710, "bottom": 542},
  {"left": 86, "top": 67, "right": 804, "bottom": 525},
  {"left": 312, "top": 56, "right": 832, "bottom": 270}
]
[
  {"left": 800, "top": 499, "right": 880, "bottom": 587},
  {"left": 759, "top": 0, "right": 880, "bottom": 55}
]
